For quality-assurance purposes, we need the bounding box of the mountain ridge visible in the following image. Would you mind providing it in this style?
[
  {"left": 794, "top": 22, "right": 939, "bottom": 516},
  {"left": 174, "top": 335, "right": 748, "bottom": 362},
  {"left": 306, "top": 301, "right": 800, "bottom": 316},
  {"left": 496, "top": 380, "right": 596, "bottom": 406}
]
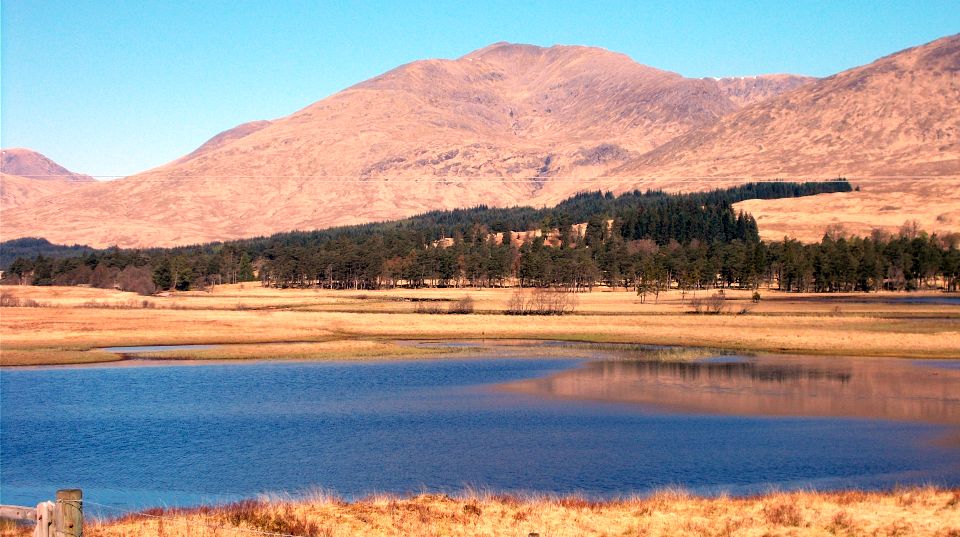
[
  {"left": 1, "top": 148, "right": 94, "bottom": 182},
  {"left": 0, "top": 149, "right": 96, "bottom": 211},
  {"left": 614, "top": 33, "right": 960, "bottom": 178},
  {"left": 2, "top": 37, "right": 957, "bottom": 247}
]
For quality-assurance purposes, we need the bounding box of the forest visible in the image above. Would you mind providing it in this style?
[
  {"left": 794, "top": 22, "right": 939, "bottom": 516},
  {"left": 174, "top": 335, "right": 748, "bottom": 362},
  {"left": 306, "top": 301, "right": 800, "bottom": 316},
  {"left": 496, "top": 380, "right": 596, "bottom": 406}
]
[{"left": 3, "top": 180, "right": 958, "bottom": 295}]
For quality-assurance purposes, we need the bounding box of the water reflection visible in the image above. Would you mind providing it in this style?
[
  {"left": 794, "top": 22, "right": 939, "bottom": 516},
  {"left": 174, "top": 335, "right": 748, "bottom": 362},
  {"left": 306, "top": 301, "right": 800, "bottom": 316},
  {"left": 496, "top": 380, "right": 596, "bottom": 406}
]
[{"left": 501, "top": 355, "right": 960, "bottom": 425}]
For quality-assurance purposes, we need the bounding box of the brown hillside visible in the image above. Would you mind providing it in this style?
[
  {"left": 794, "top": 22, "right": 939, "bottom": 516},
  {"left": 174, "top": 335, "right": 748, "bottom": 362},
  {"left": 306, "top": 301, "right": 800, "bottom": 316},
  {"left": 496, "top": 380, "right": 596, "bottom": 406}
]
[
  {"left": 612, "top": 34, "right": 960, "bottom": 239},
  {"left": 0, "top": 43, "right": 810, "bottom": 247},
  {"left": 1, "top": 148, "right": 94, "bottom": 182},
  {"left": 0, "top": 173, "right": 94, "bottom": 211},
  {"left": 714, "top": 73, "right": 813, "bottom": 107},
  {"left": 174, "top": 120, "right": 273, "bottom": 163},
  {"left": 9, "top": 37, "right": 960, "bottom": 247},
  {"left": 616, "top": 34, "right": 960, "bottom": 178},
  {"left": 0, "top": 149, "right": 95, "bottom": 211}
]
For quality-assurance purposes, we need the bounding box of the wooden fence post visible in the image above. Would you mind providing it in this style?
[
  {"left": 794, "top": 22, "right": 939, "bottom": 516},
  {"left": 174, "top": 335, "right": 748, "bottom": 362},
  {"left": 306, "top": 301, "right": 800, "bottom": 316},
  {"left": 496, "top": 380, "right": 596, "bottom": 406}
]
[
  {"left": 54, "top": 489, "right": 82, "bottom": 537},
  {"left": 35, "top": 501, "right": 54, "bottom": 537}
]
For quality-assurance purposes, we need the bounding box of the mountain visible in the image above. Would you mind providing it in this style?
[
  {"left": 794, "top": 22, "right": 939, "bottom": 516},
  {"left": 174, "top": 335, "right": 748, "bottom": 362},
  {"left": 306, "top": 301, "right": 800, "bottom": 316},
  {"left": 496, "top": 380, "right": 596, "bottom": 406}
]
[
  {"left": 5, "top": 36, "right": 959, "bottom": 247},
  {"left": 174, "top": 120, "right": 273, "bottom": 163},
  {"left": 0, "top": 43, "right": 812, "bottom": 247},
  {"left": 1, "top": 148, "right": 95, "bottom": 182},
  {"left": 610, "top": 34, "right": 960, "bottom": 240},
  {"left": 615, "top": 34, "right": 960, "bottom": 178},
  {"left": 0, "top": 149, "right": 95, "bottom": 211}
]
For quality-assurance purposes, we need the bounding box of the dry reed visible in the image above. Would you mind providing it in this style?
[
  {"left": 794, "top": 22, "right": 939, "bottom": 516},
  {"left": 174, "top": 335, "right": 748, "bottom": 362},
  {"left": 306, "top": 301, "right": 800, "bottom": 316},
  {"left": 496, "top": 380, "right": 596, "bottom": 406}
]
[{"left": 2, "top": 487, "right": 955, "bottom": 537}]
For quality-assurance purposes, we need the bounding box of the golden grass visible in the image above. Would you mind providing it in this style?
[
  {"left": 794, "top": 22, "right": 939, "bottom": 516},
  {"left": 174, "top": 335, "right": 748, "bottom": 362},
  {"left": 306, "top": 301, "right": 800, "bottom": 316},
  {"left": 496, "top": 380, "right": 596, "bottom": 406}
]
[
  {"left": 0, "top": 348, "right": 122, "bottom": 367},
  {"left": 2, "top": 487, "right": 953, "bottom": 537},
  {"left": 2, "top": 284, "right": 958, "bottom": 366},
  {"left": 134, "top": 340, "right": 453, "bottom": 361},
  {"left": 5, "top": 283, "right": 960, "bottom": 316},
  {"left": 736, "top": 180, "right": 960, "bottom": 242}
]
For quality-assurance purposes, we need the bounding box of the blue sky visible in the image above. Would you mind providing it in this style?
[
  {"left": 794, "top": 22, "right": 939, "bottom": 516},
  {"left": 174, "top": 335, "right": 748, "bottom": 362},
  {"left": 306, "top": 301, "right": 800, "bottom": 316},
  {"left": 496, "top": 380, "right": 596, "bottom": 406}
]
[{"left": 2, "top": 0, "right": 958, "bottom": 177}]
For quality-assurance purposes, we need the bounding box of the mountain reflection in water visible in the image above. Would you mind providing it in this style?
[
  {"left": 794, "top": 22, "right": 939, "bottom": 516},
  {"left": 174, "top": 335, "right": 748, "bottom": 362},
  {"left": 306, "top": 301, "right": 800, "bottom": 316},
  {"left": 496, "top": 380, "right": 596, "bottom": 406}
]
[{"left": 500, "top": 355, "right": 960, "bottom": 425}]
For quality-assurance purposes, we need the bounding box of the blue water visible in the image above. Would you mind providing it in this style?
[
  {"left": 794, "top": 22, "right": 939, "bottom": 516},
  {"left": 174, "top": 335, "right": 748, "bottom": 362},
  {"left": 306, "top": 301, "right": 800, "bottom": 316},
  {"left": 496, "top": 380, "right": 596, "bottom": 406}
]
[
  {"left": 892, "top": 296, "right": 960, "bottom": 305},
  {"left": 2, "top": 353, "right": 959, "bottom": 511}
]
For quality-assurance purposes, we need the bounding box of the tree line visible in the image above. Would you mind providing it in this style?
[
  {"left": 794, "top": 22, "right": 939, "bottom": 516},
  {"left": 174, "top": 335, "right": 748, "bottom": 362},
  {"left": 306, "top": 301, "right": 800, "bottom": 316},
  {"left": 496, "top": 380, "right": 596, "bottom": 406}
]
[{"left": 4, "top": 180, "right": 957, "bottom": 294}]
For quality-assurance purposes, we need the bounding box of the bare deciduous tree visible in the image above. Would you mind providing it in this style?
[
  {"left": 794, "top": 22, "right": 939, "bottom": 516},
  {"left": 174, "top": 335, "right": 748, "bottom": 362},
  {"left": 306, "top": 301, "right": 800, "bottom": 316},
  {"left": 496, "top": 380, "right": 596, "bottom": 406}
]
[{"left": 506, "top": 287, "right": 577, "bottom": 315}]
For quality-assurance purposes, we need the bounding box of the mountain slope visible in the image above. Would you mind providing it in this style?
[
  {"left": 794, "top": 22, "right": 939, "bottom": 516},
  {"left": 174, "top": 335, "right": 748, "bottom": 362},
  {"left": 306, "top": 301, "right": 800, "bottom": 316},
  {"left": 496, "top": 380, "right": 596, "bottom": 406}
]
[
  {"left": 0, "top": 43, "right": 810, "bottom": 247},
  {"left": 603, "top": 34, "right": 960, "bottom": 240},
  {"left": 1, "top": 148, "right": 94, "bottom": 182},
  {"left": 9, "top": 36, "right": 960, "bottom": 247},
  {"left": 1, "top": 173, "right": 88, "bottom": 210},
  {"left": 614, "top": 34, "right": 960, "bottom": 179},
  {"left": 174, "top": 120, "right": 273, "bottom": 164},
  {"left": 0, "top": 149, "right": 96, "bottom": 211}
]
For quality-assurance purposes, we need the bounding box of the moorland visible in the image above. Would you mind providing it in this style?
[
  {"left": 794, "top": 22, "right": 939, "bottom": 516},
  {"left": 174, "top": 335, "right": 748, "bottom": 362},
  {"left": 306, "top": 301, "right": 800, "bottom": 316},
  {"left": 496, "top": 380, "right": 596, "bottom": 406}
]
[{"left": 1, "top": 283, "right": 957, "bottom": 366}]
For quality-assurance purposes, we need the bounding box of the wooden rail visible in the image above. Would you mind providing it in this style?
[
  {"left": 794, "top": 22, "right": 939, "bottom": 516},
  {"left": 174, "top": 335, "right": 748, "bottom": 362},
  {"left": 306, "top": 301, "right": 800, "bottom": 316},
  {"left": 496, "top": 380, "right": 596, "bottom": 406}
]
[
  {"left": 0, "top": 505, "right": 36, "bottom": 521},
  {"left": 0, "top": 489, "right": 82, "bottom": 537}
]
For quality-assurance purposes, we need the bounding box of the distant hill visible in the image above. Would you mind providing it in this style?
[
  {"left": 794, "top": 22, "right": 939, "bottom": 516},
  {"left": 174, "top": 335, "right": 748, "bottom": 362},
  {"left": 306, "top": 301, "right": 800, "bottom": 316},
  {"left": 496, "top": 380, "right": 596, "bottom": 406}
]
[
  {"left": 174, "top": 120, "right": 273, "bottom": 163},
  {"left": 0, "top": 237, "right": 95, "bottom": 270},
  {"left": 0, "top": 43, "right": 810, "bottom": 248},
  {"left": 612, "top": 35, "right": 960, "bottom": 240},
  {"left": 1, "top": 148, "right": 95, "bottom": 182},
  {"left": 2, "top": 36, "right": 958, "bottom": 247},
  {"left": 1, "top": 148, "right": 96, "bottom": 211},
  {"left": 615, "top": 35, "right": 960, "bottom": 179}
]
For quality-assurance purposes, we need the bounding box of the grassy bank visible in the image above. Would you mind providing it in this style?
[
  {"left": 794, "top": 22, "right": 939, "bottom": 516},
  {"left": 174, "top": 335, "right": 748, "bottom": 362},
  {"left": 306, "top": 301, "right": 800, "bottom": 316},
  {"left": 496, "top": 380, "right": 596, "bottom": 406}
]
[
  {"left": 3, "top": 487, "right": 956, "bottom": 536},
  {"left": 2, "top": 284, "right": 958, "bottom": 366},
  {"left": 134, "top": 340, "right": 455, "bottom": 362}
]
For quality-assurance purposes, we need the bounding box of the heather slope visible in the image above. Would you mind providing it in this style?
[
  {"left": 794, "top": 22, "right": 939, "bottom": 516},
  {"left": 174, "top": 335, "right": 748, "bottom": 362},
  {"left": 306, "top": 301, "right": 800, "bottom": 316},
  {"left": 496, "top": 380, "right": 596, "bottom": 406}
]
[
  {"left": 4, "top": 37, "right": 958, "bottom": 247},
  {"left": 0, "top": 43, "right": 808, "bottom": 248},
  {"left": 0, "top": 149, "right": 95, "bottom": 211},
  {"left": 1, "top": 148, "right": 94, "bottom": 182},
  {"left": 615, "top": 34, "right": 960, "bottom": 178},
  {"left": 617, "top": 35, "right": 960, "bottom": 239},
  {"left": 0, "top": 173, "right": 90, "bottom": 211}
]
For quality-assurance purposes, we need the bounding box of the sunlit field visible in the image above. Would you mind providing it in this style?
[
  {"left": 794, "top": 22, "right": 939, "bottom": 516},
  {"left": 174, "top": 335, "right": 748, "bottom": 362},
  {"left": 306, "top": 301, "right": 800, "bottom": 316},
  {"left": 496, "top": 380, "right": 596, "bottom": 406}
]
[
  {"left": 2, "top": 487, "right": 957, "bottom": 537},
  {"left": 1, "top": 283, "right": 957, "bottom": 365}
]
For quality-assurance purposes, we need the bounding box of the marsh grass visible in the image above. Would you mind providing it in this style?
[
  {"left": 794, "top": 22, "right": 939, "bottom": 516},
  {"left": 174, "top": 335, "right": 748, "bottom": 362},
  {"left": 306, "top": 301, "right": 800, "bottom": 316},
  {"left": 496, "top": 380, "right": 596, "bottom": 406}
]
[
  {"left": 133, "top": 340, "right": 453, "bottom": 361},
  {"left": 7, "top": 487, "right": 953, "bottom": 537},
  {"left": 0, "top": 348, "right": 123, "bottom": 366},
  {"left": 548, "top": 341, "right": 725, "bottom": 362},
  {"left": 2, "top": 285, "right": 959, "bottom": 366}
]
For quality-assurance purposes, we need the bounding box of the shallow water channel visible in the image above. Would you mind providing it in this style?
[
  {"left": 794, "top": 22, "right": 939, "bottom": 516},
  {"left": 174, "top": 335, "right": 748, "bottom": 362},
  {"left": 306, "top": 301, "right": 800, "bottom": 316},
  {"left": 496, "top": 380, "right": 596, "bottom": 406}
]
[{"left": 1, "top": 341, "right": 958, "bottom": 511}]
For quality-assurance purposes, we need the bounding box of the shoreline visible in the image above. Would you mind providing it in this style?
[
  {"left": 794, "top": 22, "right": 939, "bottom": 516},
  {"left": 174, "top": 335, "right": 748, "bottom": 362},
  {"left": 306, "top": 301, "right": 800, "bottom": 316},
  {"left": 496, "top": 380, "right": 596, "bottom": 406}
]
[
  {"left": 3, "top": 330, "right": 959, "bottom": 367},
  {"left": 4, "top": 334, "right": 958, "bottom": 368},
  {"left": 2, "top": 285, "right": 959, "bottom": 366},
  {"left": 5, "top": 487, "right": 955, "bottom": 536}
]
